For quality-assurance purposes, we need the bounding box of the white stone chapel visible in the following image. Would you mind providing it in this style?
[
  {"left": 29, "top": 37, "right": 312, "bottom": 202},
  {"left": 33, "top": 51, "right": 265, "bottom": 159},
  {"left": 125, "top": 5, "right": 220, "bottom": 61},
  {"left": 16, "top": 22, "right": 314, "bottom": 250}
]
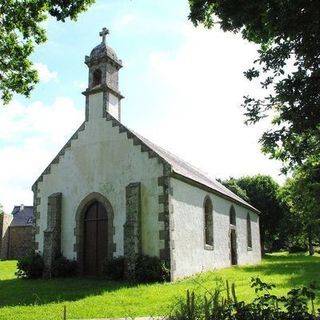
[{"left": 32, "top": 28, "right": 261, "bottom": 281}]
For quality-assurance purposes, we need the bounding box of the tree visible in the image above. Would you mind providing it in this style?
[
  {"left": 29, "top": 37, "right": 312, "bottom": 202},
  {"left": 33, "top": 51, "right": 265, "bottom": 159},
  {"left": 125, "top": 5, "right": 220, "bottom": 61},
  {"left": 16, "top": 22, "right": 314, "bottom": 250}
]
[
  {"left": 0, "top": 0, "right": 95, "bottom": 104},
  {"left": 281, "top": 158, "right": 320, "bottom": 255},
  {"left": 217, "top": 177, "right": 249, "bottom": 202},
  {"left": 189, "top": 1, "right": 320, "bottom": 171},
  {"left": 222, "top": 175, "right": 284, "bottom": 254},
  {"left": 277, "top": 184, "right": 306, "bottom": 252}
]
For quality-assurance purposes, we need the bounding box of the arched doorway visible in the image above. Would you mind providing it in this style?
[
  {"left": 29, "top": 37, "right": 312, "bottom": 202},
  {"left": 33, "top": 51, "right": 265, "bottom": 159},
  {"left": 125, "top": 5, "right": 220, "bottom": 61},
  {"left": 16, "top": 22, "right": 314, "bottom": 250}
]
[
  {"left": 229, "top": 206, "right": 238, "bottom": 266},
  {"left": 83, "top": 201, "right": 108, "bottom": 276}
]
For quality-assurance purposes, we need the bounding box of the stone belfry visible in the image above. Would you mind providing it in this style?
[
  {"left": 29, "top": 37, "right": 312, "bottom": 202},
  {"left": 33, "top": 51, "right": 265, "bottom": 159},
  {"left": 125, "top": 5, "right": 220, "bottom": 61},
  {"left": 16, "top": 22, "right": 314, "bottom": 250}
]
[{"left": 83, "top": 28, "right": 124, "bottom": 121}]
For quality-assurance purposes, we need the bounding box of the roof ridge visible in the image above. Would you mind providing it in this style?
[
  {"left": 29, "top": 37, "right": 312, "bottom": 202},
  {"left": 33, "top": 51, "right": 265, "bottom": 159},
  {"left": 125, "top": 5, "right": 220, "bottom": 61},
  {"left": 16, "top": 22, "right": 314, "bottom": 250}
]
[{"left": 13, "top": 205, "right": 33, "bottom": 207}]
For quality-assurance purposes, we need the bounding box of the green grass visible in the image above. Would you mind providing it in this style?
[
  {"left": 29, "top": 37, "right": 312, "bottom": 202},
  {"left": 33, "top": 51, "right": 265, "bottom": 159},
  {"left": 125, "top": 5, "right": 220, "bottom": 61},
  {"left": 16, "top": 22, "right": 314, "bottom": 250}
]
[{"left": 0, "top": 253, "right": 319, "bottom": 320}]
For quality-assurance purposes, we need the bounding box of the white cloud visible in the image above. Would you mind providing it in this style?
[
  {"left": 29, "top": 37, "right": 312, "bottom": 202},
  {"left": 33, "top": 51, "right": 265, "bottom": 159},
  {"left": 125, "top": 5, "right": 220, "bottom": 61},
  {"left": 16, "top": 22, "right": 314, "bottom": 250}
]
[
  {"left": 114, "top": 13, "right": 137, "bottom": 30},
  {"left": 138, "top": 25, "right": 284, "bottom": 183},
  {"left": 34, "top": 62, "right": 58, "bottom": 83},
  {"left": 73, "top": 81, "right": 87, "bottom": 91},
  {"left": 0, "top": 98, "right": 83, "bottom": 213}
]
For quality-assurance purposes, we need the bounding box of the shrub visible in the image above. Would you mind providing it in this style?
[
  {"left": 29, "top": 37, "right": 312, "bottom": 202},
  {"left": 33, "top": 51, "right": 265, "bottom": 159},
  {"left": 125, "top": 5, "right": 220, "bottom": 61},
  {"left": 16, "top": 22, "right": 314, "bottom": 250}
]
[
  {"left": 289, "top": 244, "right": 308, "bottom": 253},
  {"left": 314, "top": 247, "right": 320, "bottom": 254},
  {"left": 16, "top": 253, "right": 44, "bottom": 279},
  {"left": 134, "top": 255, "right": 170, "bottom": 283},
  {"left": 51, "top": 255, "right": 78, "bottom": 278},
  {"left": 103, "top": 255, "right": 170, "bottom": 283},
  {"left": 169, "top": 278, "right": 319, "bottom": 320},
  {"left": 104, "top": 256, "right": 125, "bottom": 280}
]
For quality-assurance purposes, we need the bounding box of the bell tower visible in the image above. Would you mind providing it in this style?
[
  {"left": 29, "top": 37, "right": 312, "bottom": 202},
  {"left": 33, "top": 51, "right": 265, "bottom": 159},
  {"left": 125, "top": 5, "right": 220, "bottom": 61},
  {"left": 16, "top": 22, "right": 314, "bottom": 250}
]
[{"left": 83, "top": 28, "right": 124, "bottom": 121}]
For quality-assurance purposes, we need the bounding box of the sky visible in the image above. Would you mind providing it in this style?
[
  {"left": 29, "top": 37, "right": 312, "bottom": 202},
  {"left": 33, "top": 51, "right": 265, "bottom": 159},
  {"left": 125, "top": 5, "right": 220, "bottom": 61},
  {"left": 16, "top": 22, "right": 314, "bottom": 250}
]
[{"left": 0, "top": 0, "right": 284, "bottom": 213}]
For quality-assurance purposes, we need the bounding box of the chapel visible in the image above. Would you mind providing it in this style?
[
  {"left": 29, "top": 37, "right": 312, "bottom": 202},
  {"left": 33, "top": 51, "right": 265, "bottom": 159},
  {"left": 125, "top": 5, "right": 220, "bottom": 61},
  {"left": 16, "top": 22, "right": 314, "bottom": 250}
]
[{"left": 32, "top": 28, "right": 261, "bottom": 280}]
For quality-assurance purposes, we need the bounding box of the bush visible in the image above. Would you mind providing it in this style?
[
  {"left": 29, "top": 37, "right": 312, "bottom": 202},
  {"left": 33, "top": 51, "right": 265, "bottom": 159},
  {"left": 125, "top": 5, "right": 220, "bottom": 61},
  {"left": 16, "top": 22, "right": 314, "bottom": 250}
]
[
  {"left": 134, "top": 255, "right": 170, "bottom": 283},
  {"left": 103, "top": 255, "right": 170, "bottom": 283},
  {"left": 51, "top": 255, "right": 78, "bottom": 278},
  {"left": 16, "top": 253, "right": 44, "bottom": 279},
  {"left": 104, "top": 256, "right": 125, "bottom": 280},
  {"left": 169, "top": 278, "right": 319, "bottom": 320},
  {"left": 289, "top": 244, "right": 308, "bottom": 253}
]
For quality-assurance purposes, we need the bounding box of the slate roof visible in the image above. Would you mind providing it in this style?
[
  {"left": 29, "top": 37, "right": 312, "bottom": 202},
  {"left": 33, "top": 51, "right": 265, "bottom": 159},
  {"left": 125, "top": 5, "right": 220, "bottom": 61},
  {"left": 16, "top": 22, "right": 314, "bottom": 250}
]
[
  {"left": 10, "top": 206, "right": 34, "bottom": 227},
  {"left": 133, "top": 132, "right": 259, "bottom": 214}
]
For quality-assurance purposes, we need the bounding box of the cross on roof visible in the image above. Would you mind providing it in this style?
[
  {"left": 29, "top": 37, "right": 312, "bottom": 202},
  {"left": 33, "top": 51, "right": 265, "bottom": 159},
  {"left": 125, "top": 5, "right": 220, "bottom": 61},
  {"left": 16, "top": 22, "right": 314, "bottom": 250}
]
[{"left": 99, "top": 27, "right": 109, "bottom": 44}]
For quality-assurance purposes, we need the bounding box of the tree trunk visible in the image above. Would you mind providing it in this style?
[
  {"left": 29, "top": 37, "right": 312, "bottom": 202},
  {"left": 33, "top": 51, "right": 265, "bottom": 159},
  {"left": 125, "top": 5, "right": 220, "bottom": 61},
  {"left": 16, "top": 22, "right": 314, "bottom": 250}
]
[{"left": 307, "top": 226, "right": 314, "bottom": 256}]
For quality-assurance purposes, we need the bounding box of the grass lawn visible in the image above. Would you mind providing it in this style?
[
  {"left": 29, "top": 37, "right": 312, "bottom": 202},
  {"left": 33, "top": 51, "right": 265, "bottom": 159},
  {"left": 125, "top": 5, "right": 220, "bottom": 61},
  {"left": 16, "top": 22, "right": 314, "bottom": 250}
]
[{"left": 0, "top": 253, "right": 319, "bottom": 320}]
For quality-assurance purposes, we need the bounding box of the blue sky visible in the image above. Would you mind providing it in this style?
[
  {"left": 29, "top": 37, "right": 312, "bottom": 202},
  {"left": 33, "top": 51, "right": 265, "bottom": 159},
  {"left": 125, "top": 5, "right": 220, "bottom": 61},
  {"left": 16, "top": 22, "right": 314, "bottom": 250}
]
[
  {"left": 0, "top": 0, "right": 283, "bottom": 212},
  {"left": 29, "top": 0, "right": 188, "bottom": 117}
]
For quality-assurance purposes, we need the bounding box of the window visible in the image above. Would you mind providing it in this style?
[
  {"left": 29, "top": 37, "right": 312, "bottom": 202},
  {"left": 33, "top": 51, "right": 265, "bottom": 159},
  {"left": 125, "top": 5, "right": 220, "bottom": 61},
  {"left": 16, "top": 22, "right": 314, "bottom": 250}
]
[
  {"left": 247, "top": 213, "right": 252, "bottom": 249},
  {"left": 229, "top": 205, "right": 236, "bottom": 226},
  {"left": 204, "top": 197, "right": 213, "bottom": 247},
  {"left": 92, "top": 69, "right": 102, "bottom": 86}
]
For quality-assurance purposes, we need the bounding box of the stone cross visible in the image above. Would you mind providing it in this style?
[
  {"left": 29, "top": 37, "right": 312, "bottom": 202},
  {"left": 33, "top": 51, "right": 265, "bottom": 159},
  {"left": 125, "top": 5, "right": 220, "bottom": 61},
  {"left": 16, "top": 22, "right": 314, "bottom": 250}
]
[{"left": 99, "top": 27, "right": 109, "bottom": 44}]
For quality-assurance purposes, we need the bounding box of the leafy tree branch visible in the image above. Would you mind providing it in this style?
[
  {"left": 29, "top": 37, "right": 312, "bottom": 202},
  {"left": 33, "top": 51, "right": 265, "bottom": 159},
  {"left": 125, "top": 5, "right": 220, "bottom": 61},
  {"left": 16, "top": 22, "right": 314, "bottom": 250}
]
[
  {"left": 189, "top": 0, "right": 320, "bottom": 171},
  {"left": 0, "top": 0, "right": 95, "bottom": 104}
]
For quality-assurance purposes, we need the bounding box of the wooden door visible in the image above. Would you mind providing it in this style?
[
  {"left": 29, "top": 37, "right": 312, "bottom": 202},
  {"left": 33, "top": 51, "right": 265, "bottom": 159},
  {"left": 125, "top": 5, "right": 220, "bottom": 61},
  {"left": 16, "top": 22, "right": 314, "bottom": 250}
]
[
  {"left": 230, "top": 229, "right": 238, "bottom": 265},
  {"left": 84, "top": 201, "right": 108, "bottom": 276}
]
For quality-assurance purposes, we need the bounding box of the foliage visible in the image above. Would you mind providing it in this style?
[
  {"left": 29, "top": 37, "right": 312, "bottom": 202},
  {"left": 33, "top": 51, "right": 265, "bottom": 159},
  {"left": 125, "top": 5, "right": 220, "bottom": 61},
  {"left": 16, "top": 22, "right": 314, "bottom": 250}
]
[
  {"left": 288, "top": 244, "right": 307, "bottom": 254},
  {"left": 104, "top": 255, "right": 170, "bottom": 283},
  {"left": 16, "top": 253, "right": 44, "bottom": 279},
  {"left": 221, "top": 175, "right": 285, "bottom": 252},
  {"left": 218, "top": 178, "right": 249, "bottom": 202},
  {"left": 281, "top": 158, "right": 320, "bottom": 255},
  {"left": 0, "top": 0, "right": 95, "bottom": 104},
  {"left": 0, "top": 253, "right": 319, "bottom": 319},
  {"left": 0, "top": 203, "right": 3, "bottom": 215},
  {"left": 134, "top": 254, "right": 170, "bottom": 283},
  {"left": 170, "top": 277, "right": 319, "bottom": 320},
  {"left": 277, "top": 185, "right": 306, "bottom": 250},
  {"left": 104, "top": 256, "right": 125, "bottom": 281},
  {"left": 188, "top": 0, "right": 320, "bottom": 171},
  {"left": 51, "top": 255, "right": 78, "bottom": 278}
]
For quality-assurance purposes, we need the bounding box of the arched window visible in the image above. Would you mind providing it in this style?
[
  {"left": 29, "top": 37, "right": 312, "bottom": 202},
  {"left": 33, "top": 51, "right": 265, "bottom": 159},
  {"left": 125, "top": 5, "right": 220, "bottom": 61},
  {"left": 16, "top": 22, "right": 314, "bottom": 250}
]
[
  {"left": 230, "top": 205, "right": 236, "bottom": 226},
  {"left": 247, "top": 213, "right": 252, "bottom": 249},
  {"left": 92, "top": 69, "right": 102, "bottom": 86},
  {"left": 204, "top": 197, "right": 213, "bottom": 247}
]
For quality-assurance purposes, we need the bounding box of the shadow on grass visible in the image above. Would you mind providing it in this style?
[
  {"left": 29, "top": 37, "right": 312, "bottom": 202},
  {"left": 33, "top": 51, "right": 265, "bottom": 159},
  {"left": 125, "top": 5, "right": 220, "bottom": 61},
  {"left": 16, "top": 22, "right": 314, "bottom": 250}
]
[
  {"left": 241, "top": 253, "right": 320, "bottom": 288},
  {"left": 0, "top": 254, "right": 319, "bottom": 309},
  {"left": 0, "top": 277, "right": 135, "bottom": 308}
]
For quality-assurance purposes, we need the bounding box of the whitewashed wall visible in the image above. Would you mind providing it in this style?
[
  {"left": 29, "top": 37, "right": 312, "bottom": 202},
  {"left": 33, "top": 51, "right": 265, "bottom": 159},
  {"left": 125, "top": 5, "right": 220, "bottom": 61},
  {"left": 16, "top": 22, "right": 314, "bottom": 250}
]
[
  {"left": 170, "top": 178, "right": 261, "bottom": 280},
  {"left": 34, "top": 114, "right": 163, "bottom": 260}
]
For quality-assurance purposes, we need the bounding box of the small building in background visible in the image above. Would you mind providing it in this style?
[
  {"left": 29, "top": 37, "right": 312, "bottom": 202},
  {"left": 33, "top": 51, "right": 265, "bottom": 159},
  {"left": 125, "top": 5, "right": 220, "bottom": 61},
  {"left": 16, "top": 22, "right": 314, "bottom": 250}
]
[{"left": 1, "top": 205, "right": 35, "bottom": 260}]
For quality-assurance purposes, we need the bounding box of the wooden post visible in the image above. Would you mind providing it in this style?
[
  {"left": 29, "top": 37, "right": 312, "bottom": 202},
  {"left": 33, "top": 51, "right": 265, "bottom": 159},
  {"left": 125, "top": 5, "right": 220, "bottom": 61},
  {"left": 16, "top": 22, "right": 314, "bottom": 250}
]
[{"left": 63, "top": 306, "right": 67, "bottom": 320}]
